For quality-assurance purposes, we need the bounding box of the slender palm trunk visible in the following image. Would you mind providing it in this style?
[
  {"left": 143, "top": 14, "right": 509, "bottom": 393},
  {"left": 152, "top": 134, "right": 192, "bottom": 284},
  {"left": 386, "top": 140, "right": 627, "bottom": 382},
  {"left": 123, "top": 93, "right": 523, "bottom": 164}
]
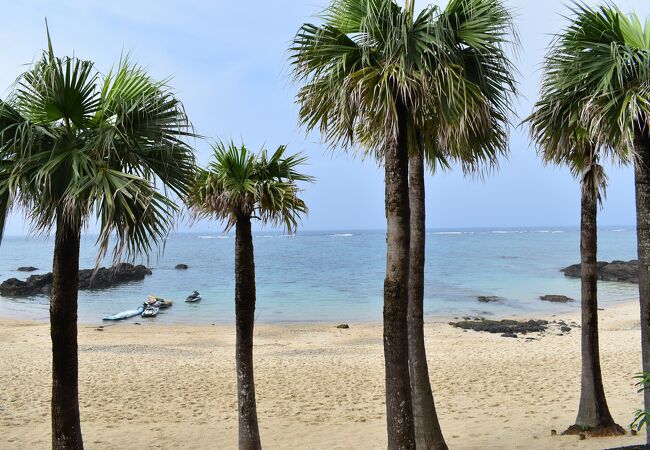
[
  {"left": 634, "top": 126, "right": 650, "bottom": 445},
  {"left": 564, "top": 185, "right": 622, "bottom": 435},
  {"left": 407, "top": 151, "right": 447, "bottom": 449},
  {"left": 235, "top": 214, "right": 261, "bottom": 450},
  {"left": 384, "top": 101, "right": 415, "bottom": 450},
  {"left": 50, "top": 213, "right": 83, "bottom": 450}
]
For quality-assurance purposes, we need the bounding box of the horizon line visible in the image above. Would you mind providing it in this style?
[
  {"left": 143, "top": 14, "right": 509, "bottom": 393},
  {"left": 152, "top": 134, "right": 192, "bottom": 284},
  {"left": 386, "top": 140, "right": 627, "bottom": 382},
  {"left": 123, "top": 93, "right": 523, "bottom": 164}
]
[{"left": 1, "top": 224, "right": 636, "bottom": 239}]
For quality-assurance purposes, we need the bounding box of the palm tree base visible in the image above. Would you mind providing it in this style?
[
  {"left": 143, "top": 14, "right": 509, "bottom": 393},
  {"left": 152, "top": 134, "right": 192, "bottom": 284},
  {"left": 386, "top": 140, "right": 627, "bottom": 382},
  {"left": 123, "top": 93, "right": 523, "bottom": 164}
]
[{"left": 562, "top": 423, "right": 626, "bottom": 437}]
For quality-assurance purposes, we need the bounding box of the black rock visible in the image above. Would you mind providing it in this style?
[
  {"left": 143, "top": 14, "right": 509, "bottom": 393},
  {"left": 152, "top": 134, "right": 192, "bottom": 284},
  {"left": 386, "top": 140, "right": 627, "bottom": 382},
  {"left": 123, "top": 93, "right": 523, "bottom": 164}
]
[
  {"left": 501, "top": 332, "right": 518, "bottom": 338},
  {"left": 450, "top": 319, "right": 548, "bottom": 335},
  {"left": 540, "top": 295, "right": 574, "bottom": 303},
  {"left": 336, "top": 324, "right": 350, "bottom": 329},
  {"left": 0, "top": 263, "right": 152, "bottom": 297},
  {"left": 175, "top": 264, "right": 189, "bottom": 270},
  {"left": 478, "top": 296, "right": 503, "bottom": 303},
  {"left": 0, "top": 273, "right": 52, "bottom": 297},
  {"left": 16, "top": 266, "right": 38, "bottom": 272},
  {"left": 560, "top": 326, "right": 572, "bottom": 332},
  {"left": 561, "top": 260, "right": 638, "bottom": 283}
]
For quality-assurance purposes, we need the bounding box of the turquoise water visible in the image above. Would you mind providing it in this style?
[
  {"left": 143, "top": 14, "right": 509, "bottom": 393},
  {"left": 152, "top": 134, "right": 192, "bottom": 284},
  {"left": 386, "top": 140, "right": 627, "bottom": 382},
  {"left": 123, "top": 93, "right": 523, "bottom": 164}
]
[{"left": 0, "top": 227, "right": 639, "bottom": 324}]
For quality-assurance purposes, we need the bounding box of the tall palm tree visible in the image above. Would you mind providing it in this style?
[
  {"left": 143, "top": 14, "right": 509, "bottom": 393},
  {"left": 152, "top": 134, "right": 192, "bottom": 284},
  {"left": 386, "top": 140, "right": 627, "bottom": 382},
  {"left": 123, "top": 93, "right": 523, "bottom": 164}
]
[
  {"left": 527, "top": 2, "right": 646, "bottom": 436},
  {"left": 529, "top": 103, "right": 626, "bottom": 436},
  {"left": 188, "top": 142, "right": 312, "bottom": 450},
  {"left": 291, "top": 0, "right": 516, "bottom": 446},
  {"left": 0, "top": 31, "right": 195, "bottom": 450},
  {"left": 406, "top": 1, "right": 516, "bottom": 448}
]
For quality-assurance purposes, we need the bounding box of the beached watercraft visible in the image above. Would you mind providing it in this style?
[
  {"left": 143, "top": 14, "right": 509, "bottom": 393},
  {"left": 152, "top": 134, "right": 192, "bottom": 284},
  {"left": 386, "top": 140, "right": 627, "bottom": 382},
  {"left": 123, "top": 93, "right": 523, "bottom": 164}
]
[
  {"left": 185, "top": 291, "right": 201, "bottom": 303},
  {"left": 103, "top": 306, "right": 144, "bottom": 321},
  {"left": 147, "top": 296, "right": 173, "bottom": 308},
  {"left": 141, "top": 305, "right": 159, "bottom": 318}
]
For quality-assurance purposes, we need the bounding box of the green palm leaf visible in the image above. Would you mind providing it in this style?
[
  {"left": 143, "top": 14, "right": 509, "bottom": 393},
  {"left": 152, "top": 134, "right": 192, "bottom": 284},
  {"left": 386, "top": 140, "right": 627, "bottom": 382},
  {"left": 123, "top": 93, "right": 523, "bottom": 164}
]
[
  {"left": 189, "top": 141, "right": 313, "bottom": 233},
  {"left": 0, "top": 31, "right": 196, "bottom": 264}
]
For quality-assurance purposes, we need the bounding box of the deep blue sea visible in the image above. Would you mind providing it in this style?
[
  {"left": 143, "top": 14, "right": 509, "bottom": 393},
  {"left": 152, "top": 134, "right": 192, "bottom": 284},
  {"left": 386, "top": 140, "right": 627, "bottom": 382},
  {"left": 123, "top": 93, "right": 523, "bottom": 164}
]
[{"left": 0, "top": 227, "right": 639, "bottom": 324}]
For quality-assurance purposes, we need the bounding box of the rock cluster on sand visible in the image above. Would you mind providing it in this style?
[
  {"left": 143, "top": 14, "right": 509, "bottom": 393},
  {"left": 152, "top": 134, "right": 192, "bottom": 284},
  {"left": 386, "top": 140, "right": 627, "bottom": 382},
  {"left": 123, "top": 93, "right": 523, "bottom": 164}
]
[
  {"left": 561, "top": 260, "right": 638, "bottom": 283},
  {"left": 0, "top": 263, "right": 152, "bottom": 297},
  {"left": 539, "top": 295, "right": 574, "bottom": 303},
  {"left": 449, "top": 318, "right": 549, "bottom": 335}
]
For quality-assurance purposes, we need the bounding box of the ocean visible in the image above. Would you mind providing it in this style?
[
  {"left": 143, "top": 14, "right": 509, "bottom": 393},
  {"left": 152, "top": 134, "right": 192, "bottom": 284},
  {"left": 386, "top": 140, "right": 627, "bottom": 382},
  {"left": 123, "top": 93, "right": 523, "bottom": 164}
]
[{"left": 0, "top": 227, "right": 639, "bottom": 324}]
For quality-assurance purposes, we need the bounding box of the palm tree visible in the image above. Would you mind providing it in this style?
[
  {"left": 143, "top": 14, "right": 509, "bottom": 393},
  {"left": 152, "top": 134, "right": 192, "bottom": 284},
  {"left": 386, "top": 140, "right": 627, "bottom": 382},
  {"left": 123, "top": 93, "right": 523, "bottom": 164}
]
[
  {"left": 527, "top": 2, "right": 647, "bottom": 436},
  {"left": 406, "top": 2, "right": 516, "bottom": 448},
  {"left": 188, "top": 141, "right": 312, "bottom": 450},
  {"left": 0, "top": 30, "right": 195, "bottom": 450},
  {"left": 529, "top": 104, "right": 626, "bottom": 436},
  {"left": 291, "top": 0, "right": 516, "bottom": 446}
]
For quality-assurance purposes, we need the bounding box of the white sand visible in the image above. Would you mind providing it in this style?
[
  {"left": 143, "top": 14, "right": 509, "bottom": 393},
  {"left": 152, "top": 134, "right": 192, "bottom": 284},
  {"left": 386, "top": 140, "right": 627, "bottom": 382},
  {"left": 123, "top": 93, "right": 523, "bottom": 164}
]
[{"left": 0, "top": 301, "right": 647, "bottom": 449}]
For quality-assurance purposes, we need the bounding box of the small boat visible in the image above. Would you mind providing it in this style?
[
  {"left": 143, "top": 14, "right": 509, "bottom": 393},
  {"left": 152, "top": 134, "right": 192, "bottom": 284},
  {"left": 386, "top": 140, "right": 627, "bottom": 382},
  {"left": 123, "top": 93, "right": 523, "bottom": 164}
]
[
  {"left": 147, "top": 296, "right": 173, "bottom": 309},
  {"left": 185, "top": 291, "right": 201, "bottom": 303},
  {"left": 103, "top": 306, "right": 144, "bottom": 321},
  {"left": 141, "top": 305, "right": 159, "bottom": 318}
]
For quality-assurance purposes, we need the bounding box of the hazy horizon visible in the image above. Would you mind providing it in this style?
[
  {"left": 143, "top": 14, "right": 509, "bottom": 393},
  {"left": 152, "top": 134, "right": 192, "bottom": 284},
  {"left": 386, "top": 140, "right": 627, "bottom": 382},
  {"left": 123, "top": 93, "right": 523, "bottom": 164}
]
[{"left": 1, "top": 224, "right": 638, "bottom": 239}]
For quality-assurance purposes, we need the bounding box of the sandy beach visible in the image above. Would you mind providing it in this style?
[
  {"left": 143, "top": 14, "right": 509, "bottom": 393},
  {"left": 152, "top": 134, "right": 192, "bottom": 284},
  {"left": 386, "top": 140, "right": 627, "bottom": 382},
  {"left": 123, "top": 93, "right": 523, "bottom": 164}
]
[{"left": 0, "top": 301, "right": 647, "bottom": 449}]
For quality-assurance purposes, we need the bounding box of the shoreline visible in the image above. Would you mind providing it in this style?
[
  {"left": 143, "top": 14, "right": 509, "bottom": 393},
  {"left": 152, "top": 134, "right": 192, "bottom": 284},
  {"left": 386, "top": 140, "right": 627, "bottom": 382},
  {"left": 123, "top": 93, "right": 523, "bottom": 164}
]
[
  {"left": 0, "top": 296, "right": 640, "bottom": 327},
  {"left": 1, "top": 299, "right": 647, "bottom": 449}
]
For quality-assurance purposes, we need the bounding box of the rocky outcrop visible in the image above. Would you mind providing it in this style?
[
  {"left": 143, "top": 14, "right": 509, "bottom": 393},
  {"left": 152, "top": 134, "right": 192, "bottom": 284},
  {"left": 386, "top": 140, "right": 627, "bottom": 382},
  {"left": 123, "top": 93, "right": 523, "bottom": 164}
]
[
  {"left": 561, "top": 260, "right": 638, "bottom": 283},
  {"left": 540, "top": 295, "right": 574, "bottom": 303},
  {"left": 16, "top": 266, "right": 39, "bottom": 272},
  {"left": 449, "top": 319, "right": 548, "bottom": 335},
  {"left": 0, "top": 274, "right": 52, "bottom": 296},
  {"left": 0, "top": 263, "right": 152, "bottom": 297},
  {"left": 175, "top": 264, "right": 189, "bottom": 270}
]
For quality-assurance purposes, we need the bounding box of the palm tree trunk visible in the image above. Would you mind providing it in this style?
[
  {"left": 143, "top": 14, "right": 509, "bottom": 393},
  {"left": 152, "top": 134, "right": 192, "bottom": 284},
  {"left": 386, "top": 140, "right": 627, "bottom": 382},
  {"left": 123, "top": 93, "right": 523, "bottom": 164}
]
[
  {"left": 50, "top": 213, "right": 83, "bottom": 450},
  {"left": 384, "top": 101, "right": 415, "bottom": 450},
  {"left": 634, "top": 126, "right": 650, "bottom": 445},
  {"left": 564, "top": 184, "right": 622, "bottom": 435},
  {"left": 235, "top": 214, "right": 262, "bottom": 450},
  {"left": 407, "top": 150, "right": 447, "bottom": 449}
]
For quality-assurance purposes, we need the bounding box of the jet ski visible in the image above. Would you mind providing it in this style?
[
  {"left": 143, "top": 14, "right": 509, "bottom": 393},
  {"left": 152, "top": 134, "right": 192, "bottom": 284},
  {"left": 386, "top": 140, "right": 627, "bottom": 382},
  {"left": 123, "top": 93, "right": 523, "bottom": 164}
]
[
  {"left": 185, "top": 291, "right": 202, "bottom": 303},
  {"left": 141, "top": 304, "right": 159, "bottom": 318},
  {"left": 147, "top": 296, "right": 173, "bottom": 308}
]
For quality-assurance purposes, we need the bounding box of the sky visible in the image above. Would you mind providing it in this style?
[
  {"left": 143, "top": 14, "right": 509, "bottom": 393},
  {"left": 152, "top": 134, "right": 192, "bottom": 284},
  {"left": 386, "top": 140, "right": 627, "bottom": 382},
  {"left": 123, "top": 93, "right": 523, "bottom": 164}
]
[{"left": 1, "top": 0, "right": 649, "bottom": 235}]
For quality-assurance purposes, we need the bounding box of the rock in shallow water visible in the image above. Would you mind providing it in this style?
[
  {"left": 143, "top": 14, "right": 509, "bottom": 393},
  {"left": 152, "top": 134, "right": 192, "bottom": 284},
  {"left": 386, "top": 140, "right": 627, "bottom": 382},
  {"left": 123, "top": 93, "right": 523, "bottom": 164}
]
[
  {"left": 478, "top": 296, "right": 503, "bottom": 303},
  {"left": 16, "top": 266, "right": 38, "bottom": 272},
  {"left": 0, "top": 263, "right": 152, "bottom": 297},
  {"left": 561, "top": 260, "right": 638, "bottom": 283},
  {"left": 540, "top": 295, "right": 574, "bottom": 303},
  {"left": 175, "top": 264, "right": 189, "bottom": 270}
]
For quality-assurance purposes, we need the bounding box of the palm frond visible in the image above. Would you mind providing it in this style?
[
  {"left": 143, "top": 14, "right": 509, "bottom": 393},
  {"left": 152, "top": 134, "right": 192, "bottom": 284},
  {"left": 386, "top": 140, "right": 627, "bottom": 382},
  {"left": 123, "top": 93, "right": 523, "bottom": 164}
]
[
  {"left": 188, "top": 141, "right": 312, "bottom": 233},
  {"left": 290, "top": 0, "right": 518, "bottom": 175},
  {"left": 525, "top": 1, "right": 637, "bottom": 200},
  {"left": 0, "top": 29, "right": 196, "bottom": 263}
]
